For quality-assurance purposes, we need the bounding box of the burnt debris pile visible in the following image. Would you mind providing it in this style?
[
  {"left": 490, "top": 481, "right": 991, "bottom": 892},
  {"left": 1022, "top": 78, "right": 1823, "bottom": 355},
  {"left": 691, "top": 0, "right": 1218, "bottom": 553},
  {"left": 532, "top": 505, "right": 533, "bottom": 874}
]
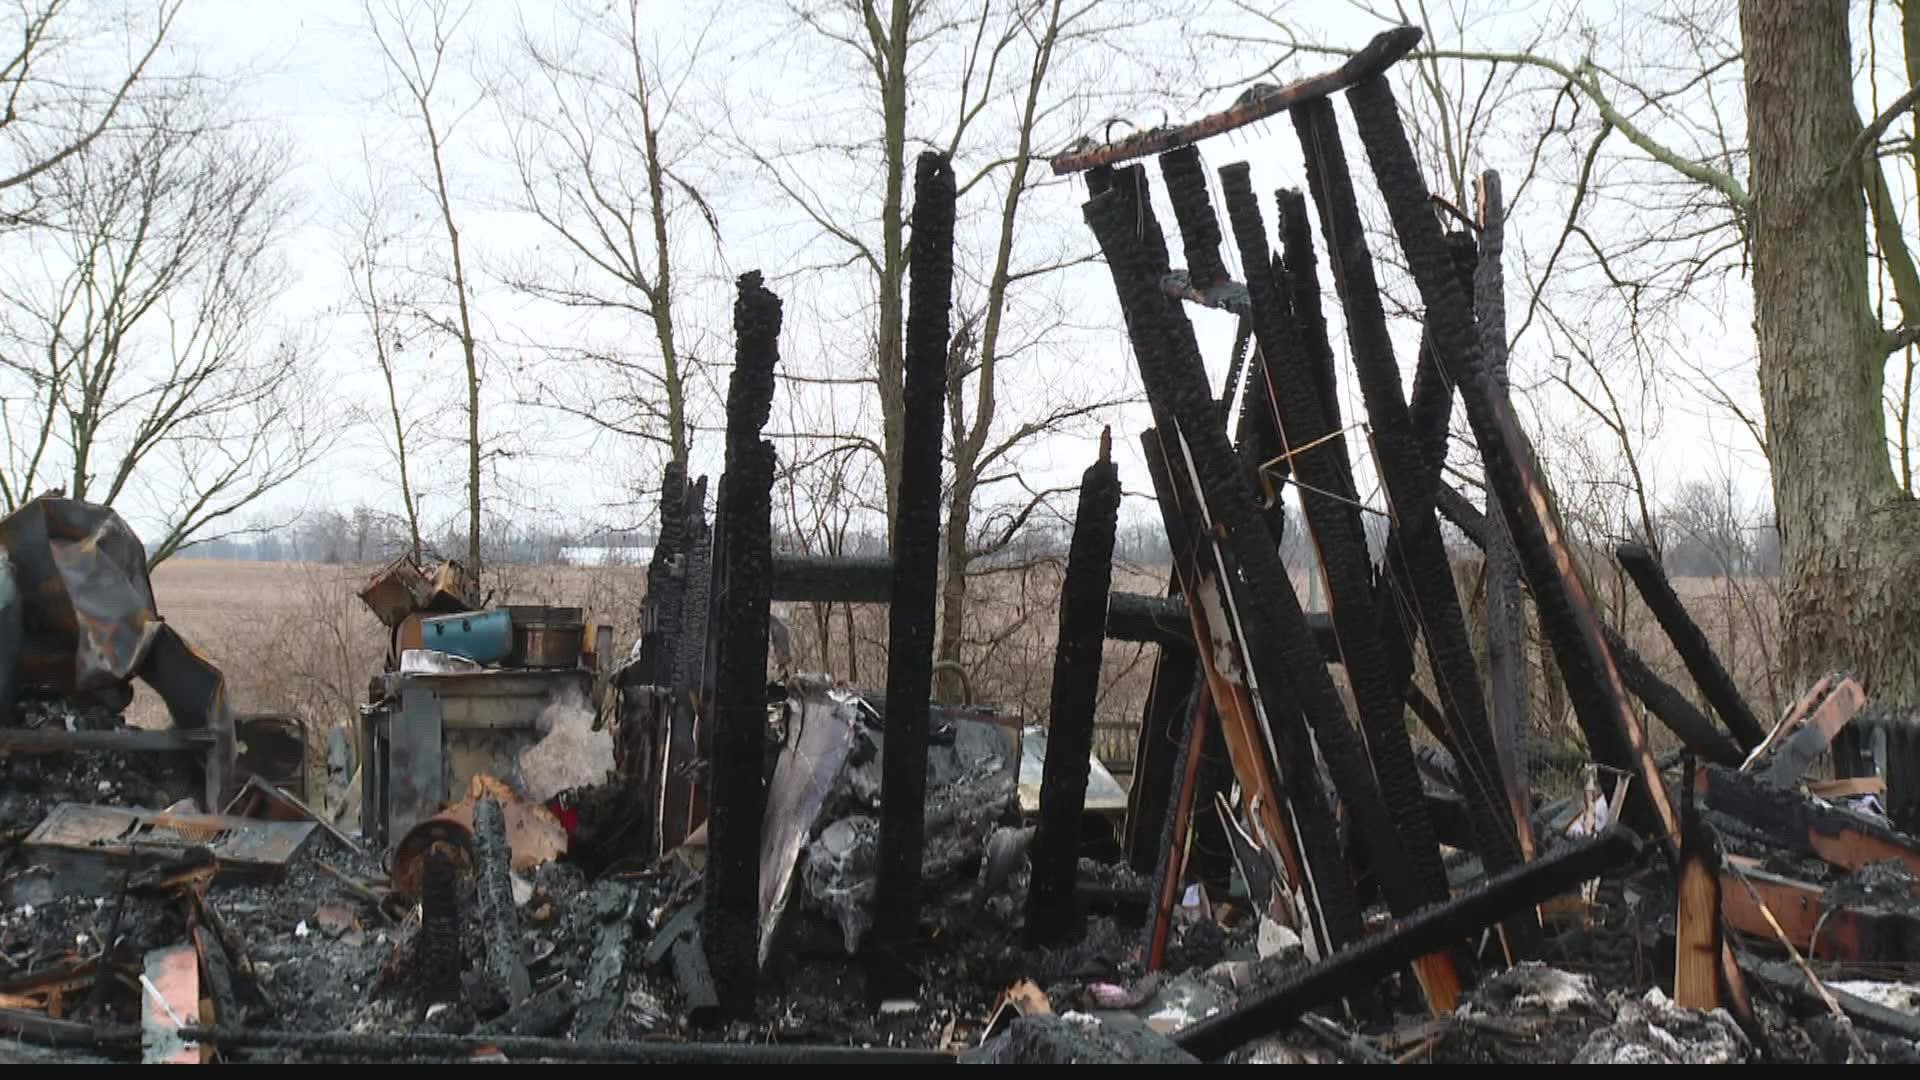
[{"left": 2, "top": 25, "right": 1918, "bottom": 1064}]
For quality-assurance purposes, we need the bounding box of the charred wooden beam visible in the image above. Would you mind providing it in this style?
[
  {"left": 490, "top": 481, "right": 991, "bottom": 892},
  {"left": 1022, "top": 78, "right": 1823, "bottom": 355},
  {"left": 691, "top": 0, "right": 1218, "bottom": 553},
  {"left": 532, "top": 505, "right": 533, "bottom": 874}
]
[
  {"left": 1705, "top": 764, "right": 1920, "bottom": 878},
  {"left": 659, "top": 479, "right": 711, "bottom": 854},
  {"left": 702, "top": 270, "right": 783, "bottom": 1019},
  {"left": 1173, "top": 825, "right": 1644, "bottom": 1060},
  {"left": 1160, "top": 147, "right": 1229, "bottom": 290},
  {"left": 1347, "top": 74, "right": 1675, "bottom": 841},
  {"left": 1123, "top": 639, "right": 1198, "bottom": 874},
  {"left": 418, "top": 842, "right": 464, "bottom": 1006},
  {"left": 1105, "top": 591, "right": 1191, "bottom": 647},
  {"left": 169, "top": 1027, "right": 959, "bottom": 1065},
  {"left": 0, "top": 727, "right": 212, "bottom": 754},
  {"left": 1287, "top": 108, "right": 1533, "bottom": 956},
  {"left": 1742, "top": 958, "right": 1920, "bottom": 1044},
  {"left": 1090, "top": 173, "right": 1396, "bottom": 979},
  {"left": 873, "top": 153, "right": 956, "bottom": 981},
  {"left": 1617, "top": 542, "right": 1768, "bottom": 753},
  {"left": 1049, "top": 26, "right": 1422, "bottom": 175},
  {"left": 472, "top": 797, "right": 532, "bottom": 1009},
  {"left": 639, "top": 462, "right": 688, "bottom": 686},
  {"left": 1219, "top": 162, "right": 1455, "bottom": 932},
  {"left": 768, "top": 555, "right": 893, "bottom": 604},
  {"left": 1027, "top": 438, "right": 1123, "bottom": 946}
]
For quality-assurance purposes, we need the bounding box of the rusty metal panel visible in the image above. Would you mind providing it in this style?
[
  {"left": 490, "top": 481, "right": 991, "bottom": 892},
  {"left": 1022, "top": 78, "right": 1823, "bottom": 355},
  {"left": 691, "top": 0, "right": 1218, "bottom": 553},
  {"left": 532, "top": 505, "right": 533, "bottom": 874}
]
[{"left": 23, "top": 803, "right": 315, "bottom": 894}]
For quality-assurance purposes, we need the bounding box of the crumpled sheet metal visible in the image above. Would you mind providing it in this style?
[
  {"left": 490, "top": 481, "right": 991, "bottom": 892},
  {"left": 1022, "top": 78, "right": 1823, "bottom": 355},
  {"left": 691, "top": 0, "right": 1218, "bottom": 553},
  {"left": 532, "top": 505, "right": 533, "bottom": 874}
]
[
  {"left": 0, "top": 496, "right": 159, "bottom": 697},
  {"left": 757, "top": 677, "right": 860, "bottom": 965}
]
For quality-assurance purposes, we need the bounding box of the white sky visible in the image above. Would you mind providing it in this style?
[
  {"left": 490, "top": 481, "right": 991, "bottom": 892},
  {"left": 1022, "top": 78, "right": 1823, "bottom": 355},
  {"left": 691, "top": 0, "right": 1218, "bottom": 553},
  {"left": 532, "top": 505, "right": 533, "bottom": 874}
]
[{"left": 78, "top": 0, "right": 1817, "bottom": 550}]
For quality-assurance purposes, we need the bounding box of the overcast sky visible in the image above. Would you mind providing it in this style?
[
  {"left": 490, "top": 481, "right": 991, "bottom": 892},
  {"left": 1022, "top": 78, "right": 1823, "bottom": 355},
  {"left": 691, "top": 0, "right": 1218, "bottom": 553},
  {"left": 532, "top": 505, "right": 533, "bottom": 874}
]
[{"left": 86, "top": 0, "right": 1795, "bottom": 552}]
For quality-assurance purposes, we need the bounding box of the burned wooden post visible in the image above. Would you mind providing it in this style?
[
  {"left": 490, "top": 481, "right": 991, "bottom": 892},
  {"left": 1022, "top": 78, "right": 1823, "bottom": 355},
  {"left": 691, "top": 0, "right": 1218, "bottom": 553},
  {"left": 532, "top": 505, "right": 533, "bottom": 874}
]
[
  {"left": 473, "top": 797, "right": 532, "bottom": 1010},
  {"left": 1216, "top": 159, "right": 1463, "bottom": 979},
  {"left": 702, "top": 270, "right": 782, "bottom": 1020},
  {"left": 872, "top": 152, "right": 956, "bottom": 981},
  {"left": 1346, "top": 73, "right": 1674, "bottom": 842},
  {"left": 1617, "top": 542, "right": 1768, "bottom": 753},
  {"left": 1283, "top": 107, "right": 1536, "bottom": 953},
  {"left": 1026, "top": 433, "right": 1123, "bottom": 946},
  {"left": 1088, "top": 171, "right": 1408, "bottom": 986}
]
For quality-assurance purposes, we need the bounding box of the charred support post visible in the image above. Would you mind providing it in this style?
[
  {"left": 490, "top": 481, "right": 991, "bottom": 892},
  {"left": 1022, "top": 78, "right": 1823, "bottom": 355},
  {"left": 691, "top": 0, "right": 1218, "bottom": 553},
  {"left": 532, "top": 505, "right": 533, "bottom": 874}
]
[
  {"left": 418, "top": 844, "right": 463, "bottom": 1005},
  {"left": 1174, "top": 826, "right": 1644, "bottom": 1060},
  {"left": 873, "top": 153, "right": 956, "bottom": 980},
  {"left": 1027, "top": 436, "right": 1123, "bottom": 945},
  {"left": 1160, "top": 147, "right": 1229, "bottom": 289},
  {"left": 1285, "top": 108, "right": 1534, "bottom": 953},
  {"left": 1218, "top": 162, "right": 1456, "bottom": 938},
  {"left": 702, "top": 271, "right": 783, "bottom": 1020},
  {"left": 1475, "top": 173, "right": 1533, "bottom": 842},
  {"left": 1347, "top": 74, "right": 1672, "bottom": 840},
  {"left": 473, "top": 797, "right": 531, "bottom": 1009},
  {"left": 1617, "top": 542, "right": 1768, "bottom": 753},
  {"left": 1089, "top": 174, "right": 1379, "bottom": 969}
]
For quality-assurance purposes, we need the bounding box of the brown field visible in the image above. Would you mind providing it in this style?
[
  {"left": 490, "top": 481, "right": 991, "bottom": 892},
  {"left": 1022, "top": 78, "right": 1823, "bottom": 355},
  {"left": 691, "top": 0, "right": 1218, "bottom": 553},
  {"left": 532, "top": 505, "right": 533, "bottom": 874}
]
[{"left": 137, "top": 554, "right": 1785, "bottom": 798}]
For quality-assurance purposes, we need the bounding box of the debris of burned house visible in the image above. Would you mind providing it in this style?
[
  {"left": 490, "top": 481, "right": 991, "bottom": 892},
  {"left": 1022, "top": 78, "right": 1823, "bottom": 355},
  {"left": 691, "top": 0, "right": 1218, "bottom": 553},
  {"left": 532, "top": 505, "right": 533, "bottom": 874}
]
[{"left": 7, "top": 24, "right": 1920, "bottom": 1065}]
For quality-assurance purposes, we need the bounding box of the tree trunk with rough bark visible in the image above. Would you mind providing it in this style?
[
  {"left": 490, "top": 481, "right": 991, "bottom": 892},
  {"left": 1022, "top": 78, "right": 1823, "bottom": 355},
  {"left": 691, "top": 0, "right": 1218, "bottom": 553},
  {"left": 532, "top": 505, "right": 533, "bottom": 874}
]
[{"left": 1743, "top": 0, "right": 1920, "bottom": 698}]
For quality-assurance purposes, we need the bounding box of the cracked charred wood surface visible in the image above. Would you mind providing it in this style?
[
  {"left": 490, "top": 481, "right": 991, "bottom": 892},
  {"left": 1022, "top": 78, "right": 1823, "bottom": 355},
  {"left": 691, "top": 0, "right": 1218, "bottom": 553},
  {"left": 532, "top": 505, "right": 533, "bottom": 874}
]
[
  {"left": 1090, "top": 177, "right": 1386, "bottom": 971},
  {"left": 1106, "top": 591, "right": 1192, "bottom": 648},
  {"left": 1349, "top": 74, "right": 1677, "bottom": 841},
  {"left": 640, "top": 462, "right": 688, "bottom": 686},
  {"left": 1028, "top": 441, "right": 1123, "bottom": 946},
  {"left": 473, "top": 798, "right": 531, "bottom": 1009},
  {"left": 1618, "top": 542, "right": 1767, "bottom": 753},
  {"left": 1161, "top": 146, "right": 1229, "bottom": 290},
  {"left": 418, "top": 844, "right": 463, "bottom": 1005},
  {"left": 1174, "top": 825, "right": 1644, "bottom": 1060},
  {"left": 874, "top": 153, "right": 956, "bottom": 976},
  {"left": 1705, "top": 764, "right": 1920, "bottom": 877},
  {"left": 1287, "top": 106, "right": 1534, "bottom": 955},
  {"left": 703, "top": 271, "right": 782, "bottom": 1020},
  {"left": 1441, "top": 483, "right": 1742, "bottom": 766},
  {"left": 1220, "top": 161, "right": 1452, "bottom": 921},
  {"left": 1048, "top": 26, "right": 1423, "bottom": 175},
  {"left": 1476, "top": 171, "right": 1534, "bottom": 856}
]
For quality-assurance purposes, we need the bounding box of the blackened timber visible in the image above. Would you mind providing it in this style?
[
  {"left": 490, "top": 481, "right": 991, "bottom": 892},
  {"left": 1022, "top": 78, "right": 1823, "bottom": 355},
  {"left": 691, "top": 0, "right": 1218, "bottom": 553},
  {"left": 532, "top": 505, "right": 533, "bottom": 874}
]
[
  {"left": 174, "top": 1026, "right": 961, "bottom": 1065},
  {"left": 1218, "top": 162, "right": 1453, "bottom": 918},
  {"left": 640, "top": 462, "right": 688, "bottom": 685},
  {"left": 1476, "top": 173, "right": 1532, "bottom": 844},
  {"left": 1437, "top": 484, "right": 1743, "bottom": 765},
  {"left": 1348, "top": 74, "right": 1676, "bottom": 841},
  {"left": 1160, "top": 147, "right": 1229, "bottom": 290},
  {"left": 768, "top": 555, "right": 892, "bottom": 604},
  {"left": 1088, "top": 183, "right": 1384, "bottom": 970},
  {"left": 1288, "top": 105, "right": 1533, "bottom": 954},
  {"left": 1146, "top": 684, "right": 1211, "bottom": 969},
  {"left": 1124, "top": 642, "right": 1198, "bottom": 873},
  {"left": 1617, "top": 542, "right": 1767, "bottom": 753},
  {"left": 703, "top": 271, "right": 783, "bottom": 1019},
  {"left": 474, "top": 797, "right": 532, "bottom": 1008},
  {"left": 1173, "top": 825, "right": 1644, "bottom": 1061},
  {"left": 873, "top": 152, "right": 956, "bottom": 973},
  {"left": 1703, "top": 764, "right": 1920, "bottom": 878},
  {"left": 663, "top": 480, "right": 711, "bottom": 853},
  {"left": 1027, "top": 438, "right": 1123, "bottom": 945},
  {"left": 1275, "top": 191, "right": 1340, "bottom": 441},
  {"left": 1048, "top": 26, "right": 1422, "bottom": 175},
  {"left": 1742, "top": 959, "right": 1920, "bottom": 1043},
  {"left": 1106, "top": 591, "right": 1192, "bottom": 647}
]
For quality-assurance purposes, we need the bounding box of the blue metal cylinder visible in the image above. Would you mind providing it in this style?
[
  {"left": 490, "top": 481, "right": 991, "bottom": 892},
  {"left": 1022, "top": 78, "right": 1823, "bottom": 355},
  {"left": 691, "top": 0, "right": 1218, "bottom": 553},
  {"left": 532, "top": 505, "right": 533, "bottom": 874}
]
[{"left": 421, "top": 609, "right": 512, "bottom": 665}]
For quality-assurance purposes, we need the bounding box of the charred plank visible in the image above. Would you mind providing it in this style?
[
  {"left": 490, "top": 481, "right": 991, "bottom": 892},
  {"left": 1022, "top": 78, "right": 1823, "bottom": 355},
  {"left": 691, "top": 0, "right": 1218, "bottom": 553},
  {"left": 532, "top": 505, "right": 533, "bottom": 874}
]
[
  {"left": 768, "top": 555, "right": 893, "bottom": 604},
  {"left": 472, "top": 797, "right": 531, "bottom": 1009},
  {"left": 1027, "top": 438, "right": 1124, "bottom": 946},
  {"left": 872, "top": 153, "right": 956, "bottom": 980},
  {"left": 1617, "top": 542, "right": 1767, "bottom": 753}
]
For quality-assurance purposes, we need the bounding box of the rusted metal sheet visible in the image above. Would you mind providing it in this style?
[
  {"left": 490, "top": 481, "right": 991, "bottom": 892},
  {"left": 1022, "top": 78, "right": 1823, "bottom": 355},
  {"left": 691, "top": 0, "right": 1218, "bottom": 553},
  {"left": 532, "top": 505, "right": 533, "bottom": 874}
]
[{"left": 23, "top": 803, "right": 315, "bottom": 894}]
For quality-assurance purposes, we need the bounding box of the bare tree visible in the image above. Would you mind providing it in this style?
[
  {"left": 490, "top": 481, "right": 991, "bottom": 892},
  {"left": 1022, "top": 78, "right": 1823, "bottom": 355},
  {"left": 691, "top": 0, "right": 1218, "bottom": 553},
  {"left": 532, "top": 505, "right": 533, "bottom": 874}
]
[
  {"left": 0, "top": 83, "right": 325, "bottom": 565},
  {"left": 366, "top": 0, "right": 486, "bottom": 573},
  {"left": 496, "top": 1, "right": 723, "bottom": 476}
]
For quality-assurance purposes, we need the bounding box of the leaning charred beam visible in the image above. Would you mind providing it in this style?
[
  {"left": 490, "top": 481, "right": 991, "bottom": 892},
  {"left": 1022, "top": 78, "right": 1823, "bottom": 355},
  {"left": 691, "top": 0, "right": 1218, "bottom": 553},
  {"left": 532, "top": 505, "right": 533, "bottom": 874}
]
[
  {"left": 873, "top": 152, "right": 956, "bottom": 974},
  {"left": 1288, "top": 106, "right": 1532, "bottom": 952},
  {"left": 1027, "top": 437, "right": 1124, "bottom": 945},
  {"left": 1160, "top": 146, "right": 1230, "bottom": 290},
  {"left": 1348, "top": 74, "right": 1675, "bottom": 840},
  {"left": 1173, "top": 825, "right": 1643, "bottom": 1061},
  {"left": 1274, "top": 191, "right": 1339, "bottom": 436},
  {"left": 703, "top": 270, "right": 783, "bottom": 1019},
  {"left": 1219, "top": 161, "right": 1452, "bottom": 913},
  {"left": 1616, "top": 543, "right": 1767, "bottom": 753},
  {"left": 768, "top": 555, "right": 893, "bottom": 604},
  {"left": 1088, "top": 179, "right": 1385, "bottom": 962},
  {"left": 1439, "top": 486, "right": 1742, "bottom": 766},
  {"left": 1106, "top": 591, "right": 1192, "bottom": 647}
]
